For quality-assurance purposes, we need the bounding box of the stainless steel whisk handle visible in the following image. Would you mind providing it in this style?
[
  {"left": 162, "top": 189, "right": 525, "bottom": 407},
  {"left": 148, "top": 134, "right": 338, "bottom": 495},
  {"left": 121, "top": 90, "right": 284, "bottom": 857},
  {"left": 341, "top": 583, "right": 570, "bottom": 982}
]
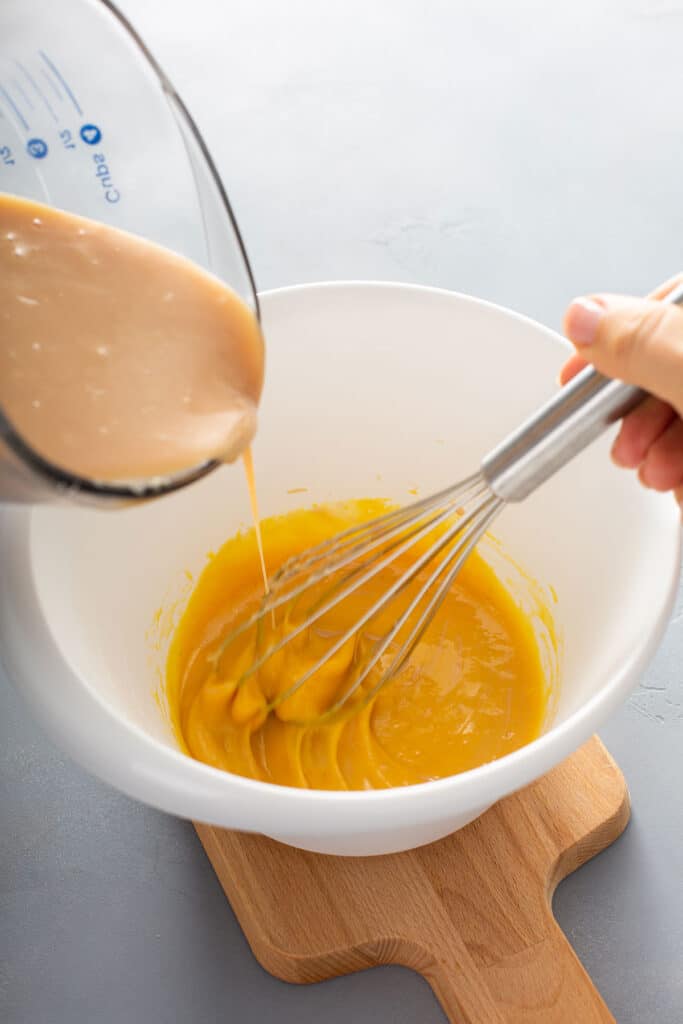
[{"left": 482, "top": 282, "right": 683, "bottom": 502}]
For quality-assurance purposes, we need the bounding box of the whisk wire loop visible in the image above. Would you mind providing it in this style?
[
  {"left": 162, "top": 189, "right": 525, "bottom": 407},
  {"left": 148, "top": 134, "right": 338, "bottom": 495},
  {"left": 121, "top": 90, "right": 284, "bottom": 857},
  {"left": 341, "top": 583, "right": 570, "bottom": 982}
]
[
  {"left": 260, "top": 486, "right": 500, "bottom": 717},
  {"left": 315, "top": 494, "right": 504, "bottom": 723},
  {"left": 212, "top": 477, "right": 487, "bottom": 676}
]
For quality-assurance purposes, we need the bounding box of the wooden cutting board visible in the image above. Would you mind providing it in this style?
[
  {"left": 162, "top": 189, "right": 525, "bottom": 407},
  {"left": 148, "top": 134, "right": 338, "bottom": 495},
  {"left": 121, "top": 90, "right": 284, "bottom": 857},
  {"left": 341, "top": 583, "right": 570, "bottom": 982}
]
[{"left": 195, "top": 736, "right": 629, "bottom": 1023}]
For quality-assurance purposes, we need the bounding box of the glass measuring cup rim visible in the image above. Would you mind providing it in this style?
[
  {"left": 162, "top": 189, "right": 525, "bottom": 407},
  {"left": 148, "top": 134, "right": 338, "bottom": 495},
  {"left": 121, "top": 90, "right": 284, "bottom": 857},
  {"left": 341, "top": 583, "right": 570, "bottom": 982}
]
[{"left": 0, "top": 404, "right": 221, "bottom": 504}]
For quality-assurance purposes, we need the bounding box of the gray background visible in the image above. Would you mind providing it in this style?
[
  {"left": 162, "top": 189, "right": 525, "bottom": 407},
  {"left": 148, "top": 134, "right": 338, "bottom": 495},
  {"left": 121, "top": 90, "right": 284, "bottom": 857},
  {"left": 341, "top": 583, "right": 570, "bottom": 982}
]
[{"left": 2, "top": 0, "right": 683, "bottom": 1020}]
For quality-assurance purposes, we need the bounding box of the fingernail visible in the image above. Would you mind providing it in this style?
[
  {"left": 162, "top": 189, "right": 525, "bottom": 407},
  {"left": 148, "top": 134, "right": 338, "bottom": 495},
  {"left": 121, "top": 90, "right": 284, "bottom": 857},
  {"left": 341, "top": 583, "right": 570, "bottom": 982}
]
[{"left": 565, "top": 297, "right": 605, "bottom": 346}]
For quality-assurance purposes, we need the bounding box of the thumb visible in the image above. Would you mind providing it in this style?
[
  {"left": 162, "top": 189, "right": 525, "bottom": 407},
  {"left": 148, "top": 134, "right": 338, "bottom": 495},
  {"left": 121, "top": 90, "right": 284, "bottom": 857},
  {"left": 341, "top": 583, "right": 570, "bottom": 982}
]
[{"left": 563, "top": 293, "right": 683, "bottom": 415}]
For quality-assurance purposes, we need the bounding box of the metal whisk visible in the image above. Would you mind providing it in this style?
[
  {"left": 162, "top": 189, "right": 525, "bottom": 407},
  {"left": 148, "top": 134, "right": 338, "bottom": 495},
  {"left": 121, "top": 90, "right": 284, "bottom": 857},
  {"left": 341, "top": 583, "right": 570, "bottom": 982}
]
[{"left": 213, "top": 284, "right": 683, "bottom": 724}]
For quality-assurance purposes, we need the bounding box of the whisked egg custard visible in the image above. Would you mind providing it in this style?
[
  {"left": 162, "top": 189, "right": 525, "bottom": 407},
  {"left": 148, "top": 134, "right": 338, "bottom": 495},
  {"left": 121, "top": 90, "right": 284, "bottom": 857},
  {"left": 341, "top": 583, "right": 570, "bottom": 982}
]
[{"left": 167, "top": 500, "right": 551, "bottom": 790}]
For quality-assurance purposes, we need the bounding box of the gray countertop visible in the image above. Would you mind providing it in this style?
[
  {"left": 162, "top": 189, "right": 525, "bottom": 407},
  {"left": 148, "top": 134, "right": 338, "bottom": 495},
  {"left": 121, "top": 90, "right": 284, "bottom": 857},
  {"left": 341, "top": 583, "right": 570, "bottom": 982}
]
[{"left": 2, "top": 1, "right": 683, "bottom": 1020}]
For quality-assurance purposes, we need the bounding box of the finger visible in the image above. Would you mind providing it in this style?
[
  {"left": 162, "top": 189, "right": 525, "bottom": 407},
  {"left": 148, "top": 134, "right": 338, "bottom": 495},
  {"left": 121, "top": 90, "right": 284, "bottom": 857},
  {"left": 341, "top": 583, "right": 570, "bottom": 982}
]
[
  {"left": 611, "top": 397, "right": 676, "bottom": 468},
  {"left": 563, "top": 294, "right": 683, "bottom": 414},
  {"left": 638, "top": 417, "right": 683, "bottom": 491},
  {"left": 559, "top": 276, "right": 682, "bottom": 384},
  {"left": 559, "top": 352, "right": 587, "bottom": 385},
  {"left": 648, "top": 273, "right": 683, "bottom": 302}
]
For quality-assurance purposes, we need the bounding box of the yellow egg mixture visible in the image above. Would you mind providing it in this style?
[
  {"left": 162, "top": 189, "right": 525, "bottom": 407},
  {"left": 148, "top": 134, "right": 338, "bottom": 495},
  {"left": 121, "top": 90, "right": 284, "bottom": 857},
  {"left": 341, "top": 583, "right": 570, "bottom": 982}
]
[{"left": 167, "top": 499, "right": 551, "bottom": 790}]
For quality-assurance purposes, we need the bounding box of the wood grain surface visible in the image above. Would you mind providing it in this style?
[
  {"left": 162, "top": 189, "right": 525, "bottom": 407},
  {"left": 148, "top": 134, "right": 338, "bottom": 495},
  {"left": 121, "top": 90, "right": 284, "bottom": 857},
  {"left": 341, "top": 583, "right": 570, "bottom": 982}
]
[{"left": 195, "top": 736, "right": 629, "bottom": 1023}]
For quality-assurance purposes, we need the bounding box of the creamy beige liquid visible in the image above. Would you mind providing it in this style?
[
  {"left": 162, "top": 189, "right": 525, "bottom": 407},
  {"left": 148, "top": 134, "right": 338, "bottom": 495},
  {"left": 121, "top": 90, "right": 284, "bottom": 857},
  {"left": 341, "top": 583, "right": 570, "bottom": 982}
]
[{"left": 0, "top": 193, "right": 264, "bottom": 482}]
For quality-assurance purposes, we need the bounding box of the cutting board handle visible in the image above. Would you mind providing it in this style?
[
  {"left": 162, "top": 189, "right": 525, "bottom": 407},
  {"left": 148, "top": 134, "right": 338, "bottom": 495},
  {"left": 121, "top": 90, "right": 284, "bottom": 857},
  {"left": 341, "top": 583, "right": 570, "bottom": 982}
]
[
  {"left": 425, "top": 911, "right": 615, "bottom": 1023},
  {"left": 195, "top": 738, "right": 629, "bottom": 1024}
]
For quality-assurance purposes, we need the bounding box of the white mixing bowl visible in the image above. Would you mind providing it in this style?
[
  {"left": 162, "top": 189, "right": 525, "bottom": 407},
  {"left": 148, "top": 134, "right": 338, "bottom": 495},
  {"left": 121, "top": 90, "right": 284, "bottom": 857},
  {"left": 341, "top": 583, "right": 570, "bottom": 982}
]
[{"left": 0, "top": 282, "right": 680, "bottom": 855}]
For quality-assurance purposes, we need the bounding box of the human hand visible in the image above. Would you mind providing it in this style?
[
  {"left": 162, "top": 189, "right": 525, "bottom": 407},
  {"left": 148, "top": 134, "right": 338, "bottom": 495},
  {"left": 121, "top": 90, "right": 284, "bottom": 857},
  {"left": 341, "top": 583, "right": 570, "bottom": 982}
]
[{"left": 561, "top": 274, "right": 683, "bottom": 511}]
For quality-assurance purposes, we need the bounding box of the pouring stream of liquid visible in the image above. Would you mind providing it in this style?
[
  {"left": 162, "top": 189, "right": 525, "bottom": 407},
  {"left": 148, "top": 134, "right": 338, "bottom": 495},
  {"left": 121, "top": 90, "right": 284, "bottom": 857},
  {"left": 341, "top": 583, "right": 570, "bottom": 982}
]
[{"left": 242, "top": 446, "right": 269, "bottom": 595}]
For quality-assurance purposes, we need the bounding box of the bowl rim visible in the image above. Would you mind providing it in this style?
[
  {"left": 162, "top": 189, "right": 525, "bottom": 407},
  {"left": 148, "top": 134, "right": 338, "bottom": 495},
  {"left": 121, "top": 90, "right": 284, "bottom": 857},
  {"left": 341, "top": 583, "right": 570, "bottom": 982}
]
[{"left": 2, "top": 280, "right": 681, "bottom": 825}]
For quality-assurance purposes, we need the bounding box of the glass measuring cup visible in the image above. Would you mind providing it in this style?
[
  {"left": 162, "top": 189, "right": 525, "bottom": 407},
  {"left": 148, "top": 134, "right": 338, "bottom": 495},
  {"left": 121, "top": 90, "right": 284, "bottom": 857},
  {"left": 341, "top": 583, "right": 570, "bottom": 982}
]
[{"left": 0, "top": 0, "right": 259, "bottom": 505}]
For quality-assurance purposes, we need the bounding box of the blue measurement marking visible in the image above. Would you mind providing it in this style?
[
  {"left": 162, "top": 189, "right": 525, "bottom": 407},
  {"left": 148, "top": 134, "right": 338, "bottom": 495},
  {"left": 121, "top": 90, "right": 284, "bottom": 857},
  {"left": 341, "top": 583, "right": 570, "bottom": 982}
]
[
  {"left": 16, "top": 62, "right": 58, "bottom": 123},
  {"left": 80, "top": 123, "right": 101, "bottom": 145},
  {"left": 39, "top": 51, "right": 82, "bottom": 116},
  {"left": 0, "top": 83, "right": 29, "bottom": 130},
  {"left": 26, "top": 137, "right": 48, "bottom": 159},
  {"left": 41, "top": 66, "right": 62, "bottom": 101},
  {"left": 11, "top": 78, "right": 34, "bottom": 111}
]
